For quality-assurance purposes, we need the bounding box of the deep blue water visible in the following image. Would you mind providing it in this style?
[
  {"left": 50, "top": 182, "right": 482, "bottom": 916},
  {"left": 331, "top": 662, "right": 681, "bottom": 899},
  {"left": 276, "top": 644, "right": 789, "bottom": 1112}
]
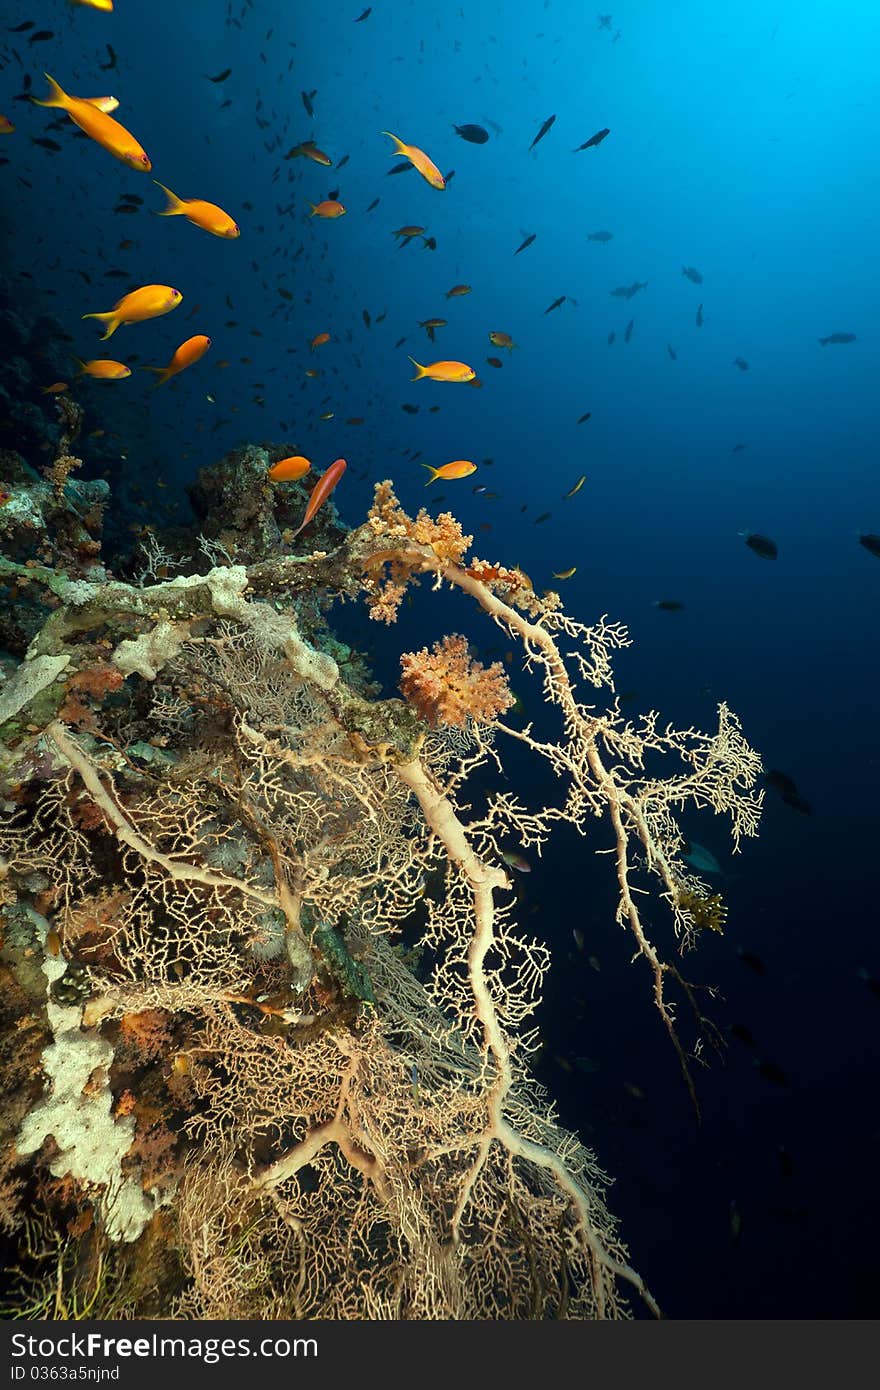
[{"left": 3, "top": 0, "right": 878, "bottom": 1318}]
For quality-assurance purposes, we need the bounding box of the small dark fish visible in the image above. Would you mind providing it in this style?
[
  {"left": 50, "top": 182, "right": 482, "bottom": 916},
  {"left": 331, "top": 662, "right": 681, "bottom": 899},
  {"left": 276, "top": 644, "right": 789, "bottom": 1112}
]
[
  {"left": 29, "top": 30, "right": 54, "bottom": 44},
  {"left": 607, "top": 331, "right": 615, "bottom": 345},
  {"left": 730, "top": 1023, "right": 756, "bottom": 1049},
  {"left": 577, "top": 412, "right": 591, "bottom": 424},
  {"left": 113, "top": 204, "right": 139, "bottom": 215},
  {"left": 732, "top": 442, "right": 749, "bottom": 452},
  {"left": 544, "top": 295, "right": 566, "bottom": 314},
  {"left": 610, "top": 281, "right": 647, "bottom": 300},
  {"left": 781, "top": 791, "right": 812, "bottom": 816},
  {"left": 401, "top": 403, "right": 419, "bottom": 414},
  {"left": 422, "top": 236, "right": 437, "bottom": 250},
  {"left": 207, "top": 68, "right": 232, "bottom": 82},
  {"left": 573, "top": 127, "right": 610, "bottom": 151},
  {"left": 31, "top": 136, "right": 61, "bottom": 151},
  {"left": 682, "top": 265, "right": 703, "bottom": 283},
  {"left": 514, "top": 232, "right": 536, "bottom": 255},
  {"left": 355, "top": 5, "right": 372, "bottom": 19},
  {"left": 737, "top": 948, "right": 767, "bottom": 976},
  {"left": 8, "top": 20, "right": 35, "bottom": 30},
  {"left": 733, "top": 356, "right": 749, "bottom": 371},
  {"left": 764, "top": 769, "right": 799, "bottom": 798},
  {"left": 858, "top": 533, "right": 880, "bottom": 558},
  {"left": 529, "top": 113, "right": 556, "bottom": 151},
  {"left": 387, "top": 159, "right": 412, "bottom": 176},
  {"left": 366, "top": 197, "right": 380, "bottom": 212},
  {"left": 598, "top": 14, "right": 613, "bottom": 28},
  {"left": 362, "top": 308, "right": 371, "bottom": 328},
  {"left": 534, "top": 511, "right": 552, "bottom": 524},
  {"left": 301, "top": 89, "right": 316, "bottom": 117},
  {"left": 818, "top": 331, "right": 856, "bottom": 346},
  {"left": 336, "top": 154, "right": 349, "bottom": 169},
  {"left": 121, "top": 193, "right": 143, "bottom": 204},
  {"left": 624, "top": 318, "right": 634, "bottom": 342},
  {"left": 857, "top": 967, "right": 880, "bottom": 1000},
  {"left": 327, "top": 187, "right": 340, "bottom": 200},
  {"left": 667, "top": 343, "right": 677, "bottom": 360},
  {"left": 743, "top": 532, "right": 777, "bottom": 560},
  {"left": 486, "top": 356, "right": 503, "bottom": 368},
  {"left": 654, "top": 599, "right": 684, "bottom": 612},
  {"left": 757, "top": 1059, "right": 790, "bottom": 1088},
  {"left": 454, "top": 123, "right": 489, "bottom": 144},
  {"left": 777, "top": 1147, "right": 795, "bottom": 1179},
  {"left": 99, "top": 44, "right": 118, "bottom": 72},
  {"left": 587, "top": 230, "right": 613, "bottom": 242},
  {"left": 695, "top": 303, "right": 704, "bottom": 327}
]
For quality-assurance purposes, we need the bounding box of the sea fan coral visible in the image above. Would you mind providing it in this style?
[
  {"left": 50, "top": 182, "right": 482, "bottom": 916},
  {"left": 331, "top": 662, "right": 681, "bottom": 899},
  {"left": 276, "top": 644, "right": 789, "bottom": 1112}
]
[{"left": 399, "top": 633, "right": 514, "bottom": 728}]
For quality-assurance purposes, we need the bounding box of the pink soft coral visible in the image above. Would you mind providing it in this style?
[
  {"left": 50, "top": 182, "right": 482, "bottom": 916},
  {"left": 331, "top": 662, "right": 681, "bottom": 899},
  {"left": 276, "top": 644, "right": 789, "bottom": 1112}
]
[{"left": 399, "top": 634, "right": 514, "bottom": 729}]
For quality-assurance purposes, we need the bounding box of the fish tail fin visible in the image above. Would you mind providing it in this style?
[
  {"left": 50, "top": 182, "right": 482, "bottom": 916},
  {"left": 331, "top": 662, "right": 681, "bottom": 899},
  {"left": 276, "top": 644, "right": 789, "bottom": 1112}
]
[
  {"left": 143, "top": 365, "right": 171, "bottom": 386},
  {"left": 72, "top": 356, "right": 87, "bottom": 376},
  {"left": 81, "top": 311, "right": 118, "bottom": 340},
  {"left": 153, "top": 180, "right": 185, "bottom": 216},
  {"left": 308, "top": 202, "right": 317, "bottom": 216},
  {"left": 31, "top": 73, "right": 69, "bottom": 110},
  {"left": 421, "top": 464, "right": 440, "bottom": 485},
  {"left": 381, "top": 130, "right": 408, "bottom": 156},
  {"left": 408, "top": 355, "right": 426, "bottom": 380}
]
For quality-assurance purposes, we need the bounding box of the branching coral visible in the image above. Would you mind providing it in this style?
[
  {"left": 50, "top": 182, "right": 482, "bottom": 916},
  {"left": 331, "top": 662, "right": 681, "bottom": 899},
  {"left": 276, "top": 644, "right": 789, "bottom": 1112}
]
[{"left": 0, "top": 469, "right": 763, "bottom": 1320}]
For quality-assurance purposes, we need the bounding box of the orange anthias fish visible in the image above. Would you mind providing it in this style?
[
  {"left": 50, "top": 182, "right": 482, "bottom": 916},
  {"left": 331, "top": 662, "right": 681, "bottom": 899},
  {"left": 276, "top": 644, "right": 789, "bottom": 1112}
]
[
  {"left": 145, "top": 334, "right": 211, "bottom": 385},
  {"left": 381, "top": 131, "right": 445, "bottom": 189},
  {"left": 83, "top": 95, "right": 120, "bottom": 114},
  {"left": 309, "top": 200, "right": 346, "bottom": 218},
  {"left": 154, "top": 182, "right": 240, "bottom": 238},
  {"left": 71, "top": 0, "right": 115, "bottom": 11},
  {"left": 310, "top": 332, "right": 331, "bottom": 351},
  {"left": 291, "top": 457, "right": 347, "bottom": 539},
  {"left": 32, "top": 74, "right": 151, "bottom": 171},
  {"left": 268, "top": 455, "right": 311, "bottom": 482},
  {"left": 489, "top": 331, "right": 517, "bottom": 350},
  {"left": 41, "top": 381, "right": 69, "bottom": 394},
  {"left": 422, "top": 459, "right": 476, "bottom": 485},
  {"left": 82, "top": 285, "right": 182, "bottom": 339},
  {"left": 74, "top": 357, "right": 131, "bottom": 380},
  {"left": 287, "top": 140, "right": 332, "bottom": 165},
  {"left": 445, "top": 284, "right": 471, "bottom": 298},
  {"left": 0, "top": 116, "right": 14, "bottom": 135},
  {"left": 408, "top": 356, "right": 475, "bottom": 383}
]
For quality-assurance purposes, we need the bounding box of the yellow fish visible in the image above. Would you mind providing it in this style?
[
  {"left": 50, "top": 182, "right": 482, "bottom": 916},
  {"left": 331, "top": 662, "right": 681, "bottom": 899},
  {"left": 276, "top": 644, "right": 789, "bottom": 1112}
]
[
  {"left": 310, "top": 332, "right": 331, "bottom": 351},
  {"left": 0, "top": 116, "right": 15, "bottom": 135},
  {"left": 552, "top": 566, "right": 577, "bottom": 580},
  {"left": 422, "top": 460, "right": 476, "bottom": 485},
  {"left": 32, "top": 73, "right": 150, "bottom": 171},
  {"left": 144, "top": 334, "right": 211, "bottom": 385},
  {"left": 74, "top": 358, "right": 131, "bottom": 380},
  {"left": 71, "top": 0, "right": 115, "bottom": 11},
  {"left": 153, "top": 181, "right": 239, "bottom": 238},
  {"left": 408, "top": 357, "right": 475, "bottom": 383},
  {"left": 381, "top": 131, "right": 445, "bottom": 189},
  {"left": 268, "top": 455, "right": 311, "bottom": 482},
  {"left": 309, "top": 200, "right": 346, "bottom": 218},
  {"left": 82, "top": 284, "right": 182, "bottom": 340},
  {"left": 564, "top": 474, "right": 587, "bottom": 498}
]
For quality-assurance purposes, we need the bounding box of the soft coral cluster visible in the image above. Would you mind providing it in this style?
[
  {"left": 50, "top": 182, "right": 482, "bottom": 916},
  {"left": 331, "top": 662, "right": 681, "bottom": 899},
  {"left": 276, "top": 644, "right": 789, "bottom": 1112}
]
[
  {"left": 363, "top": 480, "right": 473, "bottom": 623},
  {"left": 399, "top": 633, "right": 514, "bottom": 729}
]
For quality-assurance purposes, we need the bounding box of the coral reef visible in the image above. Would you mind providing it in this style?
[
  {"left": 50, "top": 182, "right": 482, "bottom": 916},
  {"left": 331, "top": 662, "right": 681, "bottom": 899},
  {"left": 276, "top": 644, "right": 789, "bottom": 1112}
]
[{"left": 0, "top": 447, "right": 763, "bottom": 1320}]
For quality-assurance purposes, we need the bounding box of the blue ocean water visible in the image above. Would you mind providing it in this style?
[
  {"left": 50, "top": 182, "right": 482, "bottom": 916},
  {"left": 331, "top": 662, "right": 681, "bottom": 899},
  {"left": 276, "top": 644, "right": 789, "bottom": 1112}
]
[{"left": 3, "top": 0, "right": 878, "bottom": 1317}]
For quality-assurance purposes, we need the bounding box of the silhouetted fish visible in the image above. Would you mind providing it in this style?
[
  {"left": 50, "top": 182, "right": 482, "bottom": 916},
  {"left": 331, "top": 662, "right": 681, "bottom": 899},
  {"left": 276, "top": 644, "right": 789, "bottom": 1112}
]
[
  {"left": 529, "top": 114, "right": 556, "bottom": 151},
  {"left": 742, "top": 532, "right": 777, "bottom": 559},
  {"left": 819, "top": 331, "right": 856, "bottom": 346},
  {"left": 453, "top": 123, "right": 489, "bottom": 144},
  {"left": 573, "top": 128, "right": 610, "bottom": 150}
]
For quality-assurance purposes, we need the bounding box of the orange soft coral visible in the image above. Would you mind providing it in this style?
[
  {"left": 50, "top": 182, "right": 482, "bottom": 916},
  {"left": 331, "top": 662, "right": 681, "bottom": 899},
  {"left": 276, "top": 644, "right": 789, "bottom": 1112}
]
[{"left": 399, "top": 633, "right": 514, "bottom": 729}]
